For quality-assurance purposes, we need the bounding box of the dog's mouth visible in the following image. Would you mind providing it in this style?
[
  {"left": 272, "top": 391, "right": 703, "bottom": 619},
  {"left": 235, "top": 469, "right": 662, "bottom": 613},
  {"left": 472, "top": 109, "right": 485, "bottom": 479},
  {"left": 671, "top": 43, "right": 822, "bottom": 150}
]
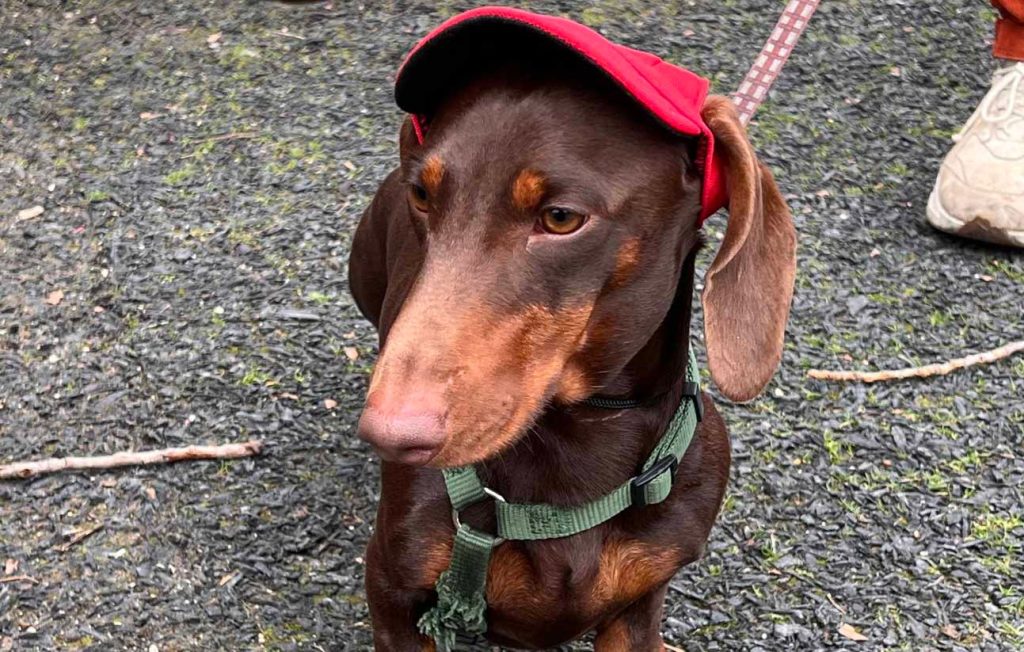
[
  {"left": 358, "top": 300, "right": 595, "bottom": 468},
  {"left": 425, "top": 399, "right": 522, "bottom": 468},
  {"left": 371, "top": 442, "right": 442, "bottom": 467}
]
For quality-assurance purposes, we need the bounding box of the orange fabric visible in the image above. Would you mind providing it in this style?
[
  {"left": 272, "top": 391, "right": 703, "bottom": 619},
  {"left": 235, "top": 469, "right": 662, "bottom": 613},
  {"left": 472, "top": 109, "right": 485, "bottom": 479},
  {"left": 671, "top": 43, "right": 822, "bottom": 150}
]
[{"left": 993, "top": 0, "right": 1024, "bottom": 60}]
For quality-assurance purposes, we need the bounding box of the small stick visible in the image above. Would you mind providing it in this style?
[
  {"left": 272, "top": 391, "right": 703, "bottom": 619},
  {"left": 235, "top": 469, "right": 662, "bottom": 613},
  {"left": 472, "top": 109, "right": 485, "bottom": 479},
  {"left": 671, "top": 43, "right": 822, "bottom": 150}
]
[
  {"left": 808, "top": 340, "right": 1024, "bottom": 383},
  {"left": 0, "top": 440, "right": 263, "bottom": 481},
  {"left": 199, "top": 131, "right": 260, "bottom": 143},
  {"left": 0, "top": 575, "right": 39, "bottom": 584},
  {"left": 274, "top": 29, "right": 306, "bottom": 40},
  {"left": 57, "top": 524, "right": 104, "bottom": 552}
]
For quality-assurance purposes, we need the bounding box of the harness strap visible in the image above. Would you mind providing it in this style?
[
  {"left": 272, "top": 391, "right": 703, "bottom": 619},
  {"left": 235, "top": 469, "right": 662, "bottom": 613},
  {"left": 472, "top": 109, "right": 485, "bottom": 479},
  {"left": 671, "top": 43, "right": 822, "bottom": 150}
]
[
  {"left": 444, "top": 352, "right": 701, "bottom": 540},
  {"left": 496, "top": 362, "right": 701, "bottom": 540},
  {"left": 419, "top": 351, "right": 703, "bottom": 650},
  {"left": 416, "top": 524, "right": 496, "bottom": 650},
  {"left": 442, "top": 465, "right": 488, "bottom": 511}
]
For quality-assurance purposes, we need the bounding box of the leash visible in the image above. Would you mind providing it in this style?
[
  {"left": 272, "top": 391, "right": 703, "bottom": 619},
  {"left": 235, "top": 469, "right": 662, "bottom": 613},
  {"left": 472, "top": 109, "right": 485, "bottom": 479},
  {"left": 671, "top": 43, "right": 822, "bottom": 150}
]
[
  {"left": 418, "top": 4, "right": 820, "bottom": 649},
  {"left": 732, "top": 0, "right": 822, "bottom": 125},
  {"left": 418, "top": 353, "right": 704, "bottom": 651}
]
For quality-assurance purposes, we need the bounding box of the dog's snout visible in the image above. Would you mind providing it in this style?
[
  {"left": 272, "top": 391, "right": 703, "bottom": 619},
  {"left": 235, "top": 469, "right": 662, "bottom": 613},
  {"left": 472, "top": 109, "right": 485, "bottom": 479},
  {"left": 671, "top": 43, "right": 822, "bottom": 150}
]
[{"left": 357, "top": 392, "right": 446, "bottom": 466}]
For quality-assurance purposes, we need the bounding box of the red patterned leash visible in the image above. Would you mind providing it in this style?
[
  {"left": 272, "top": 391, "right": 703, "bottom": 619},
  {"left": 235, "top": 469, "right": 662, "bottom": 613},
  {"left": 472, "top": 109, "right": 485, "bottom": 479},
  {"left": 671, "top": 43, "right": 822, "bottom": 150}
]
[{"left": 733, "top": 0, "right": 822, "bottom": 125}]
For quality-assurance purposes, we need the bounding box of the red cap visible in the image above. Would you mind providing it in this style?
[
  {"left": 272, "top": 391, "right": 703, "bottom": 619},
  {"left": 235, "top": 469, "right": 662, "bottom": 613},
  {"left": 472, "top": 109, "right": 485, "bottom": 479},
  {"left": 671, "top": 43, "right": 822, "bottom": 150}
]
[{"left": 394, "top": 6, "right": 727, "bottom": 223}]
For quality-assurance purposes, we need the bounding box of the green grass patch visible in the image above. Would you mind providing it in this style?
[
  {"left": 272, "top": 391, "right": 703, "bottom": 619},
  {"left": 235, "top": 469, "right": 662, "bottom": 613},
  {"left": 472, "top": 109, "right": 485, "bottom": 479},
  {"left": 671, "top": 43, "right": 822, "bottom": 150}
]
[
  {"left": 822, "top": 430, "right": 853, "bottom": 465},
  {"left": 240, "top": 366, "right": 277, "bottom": 387},
  {"left": 987, "top": 259, "right": 1024, "bottom": 283},
  {"left": 306, "top": 290, "right": 331, "bottom": 305},
  {"left": 163, "top": 164, "right": 196, "bottom": 186},
  {"left": 971, "top": 512, "right": 1023, "bottom": 548}
]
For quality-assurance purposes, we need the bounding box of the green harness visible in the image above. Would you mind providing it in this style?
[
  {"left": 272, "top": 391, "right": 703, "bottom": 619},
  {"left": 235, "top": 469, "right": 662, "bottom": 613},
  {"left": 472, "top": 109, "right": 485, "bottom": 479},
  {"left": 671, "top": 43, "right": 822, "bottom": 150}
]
[{"left": 418, "top": 352, "right": 705, "bottom": 650}]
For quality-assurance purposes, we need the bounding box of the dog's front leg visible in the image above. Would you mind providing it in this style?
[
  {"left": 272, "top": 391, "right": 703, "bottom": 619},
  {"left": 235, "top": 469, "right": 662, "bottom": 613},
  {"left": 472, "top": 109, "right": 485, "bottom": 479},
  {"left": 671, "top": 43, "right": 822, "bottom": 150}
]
[
  {"left": 594, "top": 582, "right": 671, "bottom": 652},
  {"left": 365, "top": 534, "right": 434, "bottom": 651}
]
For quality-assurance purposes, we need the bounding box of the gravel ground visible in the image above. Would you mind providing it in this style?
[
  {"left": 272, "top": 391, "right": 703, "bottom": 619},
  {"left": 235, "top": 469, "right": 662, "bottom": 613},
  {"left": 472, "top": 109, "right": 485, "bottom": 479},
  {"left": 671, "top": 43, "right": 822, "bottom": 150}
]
[{"left": 1, "top": 1, "right": 1022, "bottom": 650}]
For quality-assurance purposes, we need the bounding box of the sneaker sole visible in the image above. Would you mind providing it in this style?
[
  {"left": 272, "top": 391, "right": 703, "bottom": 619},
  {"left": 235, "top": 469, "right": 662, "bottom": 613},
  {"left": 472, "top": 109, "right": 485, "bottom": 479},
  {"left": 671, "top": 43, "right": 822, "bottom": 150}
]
[{"left": 927, "top": 181, "right": 1024, "bottom": 248}]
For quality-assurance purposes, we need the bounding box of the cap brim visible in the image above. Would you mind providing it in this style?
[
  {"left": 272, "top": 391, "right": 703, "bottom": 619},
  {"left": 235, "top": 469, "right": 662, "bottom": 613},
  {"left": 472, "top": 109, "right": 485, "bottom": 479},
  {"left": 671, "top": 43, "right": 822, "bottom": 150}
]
[{"left": 395, "top": 6, "right": 707, "bottom": 138}]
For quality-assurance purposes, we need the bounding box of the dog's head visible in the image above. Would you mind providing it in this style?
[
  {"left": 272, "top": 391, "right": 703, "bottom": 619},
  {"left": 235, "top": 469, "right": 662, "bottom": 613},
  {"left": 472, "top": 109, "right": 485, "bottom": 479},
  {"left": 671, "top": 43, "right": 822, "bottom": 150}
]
[{"left": 358, "top": 62, "right": 795, "bottom": 468}]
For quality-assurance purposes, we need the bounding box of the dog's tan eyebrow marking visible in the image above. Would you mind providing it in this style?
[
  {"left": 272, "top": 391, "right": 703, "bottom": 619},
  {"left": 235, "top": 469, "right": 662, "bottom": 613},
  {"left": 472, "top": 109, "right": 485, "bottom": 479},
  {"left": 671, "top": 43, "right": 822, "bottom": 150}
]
[
  {"left": 610, "top": 237, "right": 641, "bottom": 288},
  {"left": 511, "top": 169, "right": 546, "bottom": 212},
  {"left": 421, "top": 155, "right": 445, "bottom": 194}
]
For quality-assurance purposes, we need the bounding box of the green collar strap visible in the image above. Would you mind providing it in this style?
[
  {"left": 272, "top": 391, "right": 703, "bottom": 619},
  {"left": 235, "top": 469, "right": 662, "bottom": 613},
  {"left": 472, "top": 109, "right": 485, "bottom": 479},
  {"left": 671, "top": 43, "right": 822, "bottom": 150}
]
[{"left": 418, "top": 351, "right": 704, "bottom": 650}]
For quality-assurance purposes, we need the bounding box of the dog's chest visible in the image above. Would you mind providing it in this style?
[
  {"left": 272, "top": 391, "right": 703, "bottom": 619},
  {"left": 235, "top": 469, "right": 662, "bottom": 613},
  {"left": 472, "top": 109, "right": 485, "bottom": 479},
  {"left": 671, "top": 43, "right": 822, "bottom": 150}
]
[{"left": 415, "top": 529, "right": 683, "bottom": 643}]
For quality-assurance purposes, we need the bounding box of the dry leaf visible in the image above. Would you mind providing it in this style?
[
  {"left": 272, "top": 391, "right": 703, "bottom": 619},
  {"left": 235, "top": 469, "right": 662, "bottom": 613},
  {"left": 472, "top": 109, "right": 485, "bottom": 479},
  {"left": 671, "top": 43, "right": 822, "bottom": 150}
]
[
  {"left": 145, "top": 486, "right": 157, "bottom": 501},
  {"left": 342, "top": 160, "right": 356, "bottom": 172},
  {"left": 665, "top": 644, "right": 686, "bottom": 652},
  {"left": 941, "top": 624, "right": 960, "bottom": 640},
  {"left": 45, "top": 289, "right": 64, "bottom": 306},
  {"left": 343, "top": 346, "right": 359, "bottom": 361},
  {"left": 838, "top": 623, "right": 868, "bottom": 642},
  {"left": 207, "top": 32, "right": 222, "bottom": 45},
  {"left": 889, "top": 66, "right": 902, "bottom": 77},
  {"left": 16, "top": 205, "right": 44, "bottom": 222},
  {"left": 218, "top": 571, "right": 237, "bottom": 587},
  {"left": 324, "top": 398, "right": 338, "bottom": 410},
  {"left": 815, "top": 189, "right": 831, "bottom": 198},
  {"left": 100, "top": 478, "right": 117, "bottom": 488},
  {"left": 869, "top": 248, "right": 881, "bottom": 257},
  {"left": 139, "top": 112, "right": 160, "bottom": 121},
  {"left": 4, "top": 559, "right": 17, "bottom": 575}
]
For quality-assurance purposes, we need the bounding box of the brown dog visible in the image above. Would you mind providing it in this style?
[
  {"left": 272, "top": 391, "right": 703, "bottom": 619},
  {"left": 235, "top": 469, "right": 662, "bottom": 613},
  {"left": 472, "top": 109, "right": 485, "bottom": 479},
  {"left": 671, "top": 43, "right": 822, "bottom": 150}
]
[{"left": 349, "top": 56, "right": 795, "bottom": 650}]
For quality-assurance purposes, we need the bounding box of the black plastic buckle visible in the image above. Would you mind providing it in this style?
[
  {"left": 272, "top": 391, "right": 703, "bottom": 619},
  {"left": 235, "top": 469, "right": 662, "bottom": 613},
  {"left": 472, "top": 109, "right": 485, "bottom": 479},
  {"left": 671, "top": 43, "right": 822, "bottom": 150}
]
[
  {"left": 630, "top": 456, "right": 679, "bottom": 508},
  {"left": 681, "top": 382, "right": 704, "bottom": 422}
]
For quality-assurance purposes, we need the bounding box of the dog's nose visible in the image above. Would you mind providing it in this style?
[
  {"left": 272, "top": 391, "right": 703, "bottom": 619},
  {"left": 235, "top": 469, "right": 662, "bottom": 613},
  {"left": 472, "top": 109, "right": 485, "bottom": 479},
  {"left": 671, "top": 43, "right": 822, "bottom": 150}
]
[{"left": 357, "top": 393, "right": 447, "bottom": 465}]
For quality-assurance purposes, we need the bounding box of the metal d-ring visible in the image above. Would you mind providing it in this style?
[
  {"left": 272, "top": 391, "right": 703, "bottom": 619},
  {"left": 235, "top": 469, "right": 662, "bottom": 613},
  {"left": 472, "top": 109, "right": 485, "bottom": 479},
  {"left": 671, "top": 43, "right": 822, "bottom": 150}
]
[
  {"left": 451, "top": 487, "right": 507, "bottom": 545},
  {"left": 483, "top": 487, "right": 506, "bottom": 503}
]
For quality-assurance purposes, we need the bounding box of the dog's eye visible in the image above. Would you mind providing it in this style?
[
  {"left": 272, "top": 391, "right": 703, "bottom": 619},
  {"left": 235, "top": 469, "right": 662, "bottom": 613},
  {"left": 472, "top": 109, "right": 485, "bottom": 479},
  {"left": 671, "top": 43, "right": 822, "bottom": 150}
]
[
  {"left": 539, "top": 208, "right": 587, "bottom": 235},
  {"left": 409, "top": 184, "right": 429, "bottom": 212}
]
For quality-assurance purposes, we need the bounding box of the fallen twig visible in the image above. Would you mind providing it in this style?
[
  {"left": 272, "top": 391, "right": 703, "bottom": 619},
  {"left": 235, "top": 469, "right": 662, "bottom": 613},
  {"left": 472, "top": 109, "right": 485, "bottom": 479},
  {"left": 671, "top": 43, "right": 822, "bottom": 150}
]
[
  {"left": 198, "top": 131, "right": 260, "bottom": 143},
  {"left": 57, "top": 524, "right": 104, "bottom": 552},
  {"left": 0, "top": 575, "right": 39, "bottom": 584},
  {"left": 274, "top": 29, "right": 306, "bottom": 40},
  {"left": 0, "top": 440, "right": 263, "bottom": 481},
  {"left": 808, "top": 339, "right": 1024, "bottom": 383}
]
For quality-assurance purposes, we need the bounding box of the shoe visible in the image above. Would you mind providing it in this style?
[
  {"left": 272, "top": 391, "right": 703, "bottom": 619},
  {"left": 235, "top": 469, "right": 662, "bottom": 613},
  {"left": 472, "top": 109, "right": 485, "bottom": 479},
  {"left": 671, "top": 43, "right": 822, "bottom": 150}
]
[{"left": 927, "top": 62, "right": 1024, "bottom": 248}]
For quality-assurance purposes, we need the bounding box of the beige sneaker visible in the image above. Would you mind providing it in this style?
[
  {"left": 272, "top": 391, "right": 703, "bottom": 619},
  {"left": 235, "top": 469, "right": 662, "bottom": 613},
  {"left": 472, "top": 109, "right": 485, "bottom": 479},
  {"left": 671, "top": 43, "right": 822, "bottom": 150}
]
[{"left": 927, "top": 62, "right": 1024, "bottom": 248}]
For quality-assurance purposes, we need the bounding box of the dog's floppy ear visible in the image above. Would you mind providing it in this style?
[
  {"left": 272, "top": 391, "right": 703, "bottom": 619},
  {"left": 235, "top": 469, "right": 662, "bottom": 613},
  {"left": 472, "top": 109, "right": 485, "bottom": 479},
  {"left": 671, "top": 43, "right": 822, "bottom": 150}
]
[
  {"left": 348, "top": 118, "right": 421, "bottom": 328},
  {"left": 399, "top": 116, "right": 416, "bottom": 154},
  {"left": 700, "top": 96, "right": 796, "bottom": 402}
]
